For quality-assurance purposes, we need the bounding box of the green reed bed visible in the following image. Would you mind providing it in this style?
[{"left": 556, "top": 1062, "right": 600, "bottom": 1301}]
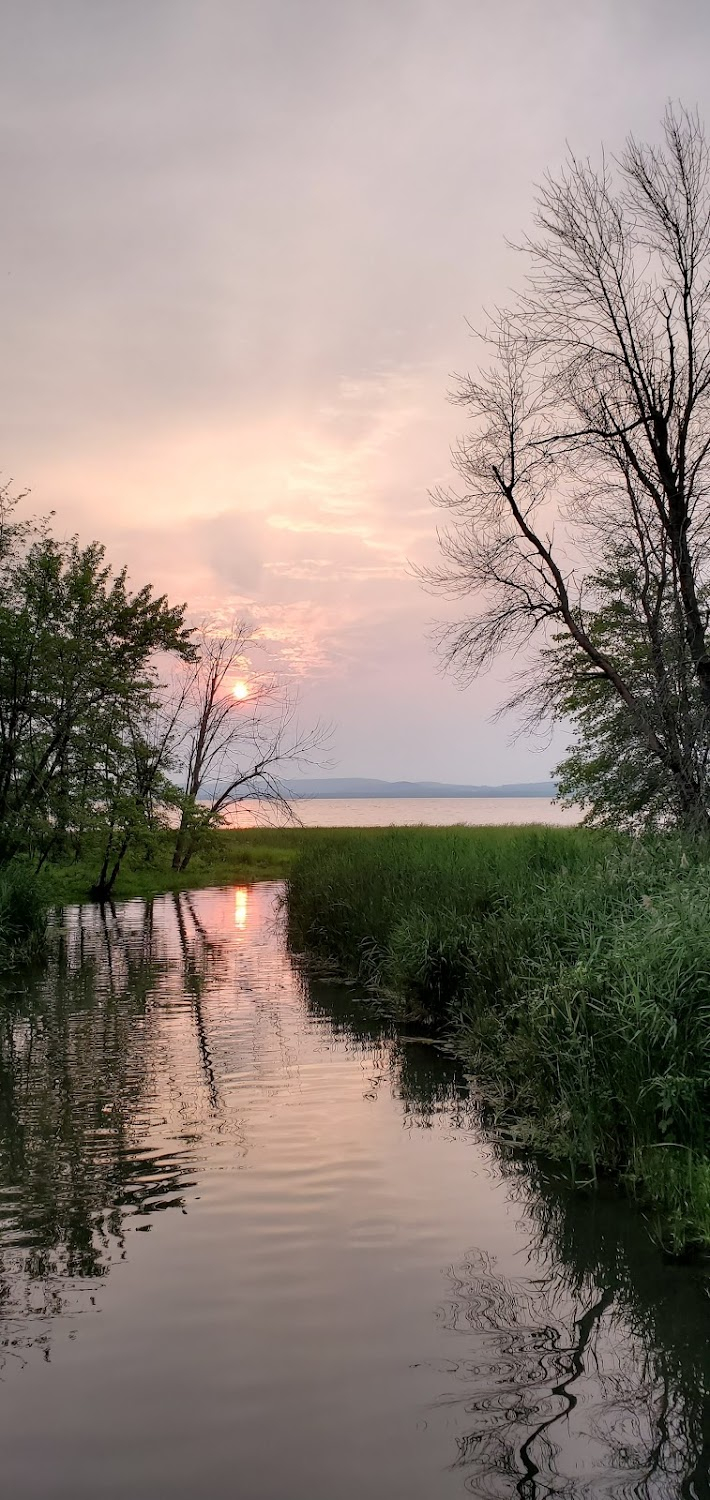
[
  {"left": 287, "top": 826, "right": 710, "bottom": 1251},
  {"left": 0, "top": 861, "right": 48, "bottom": 968}
]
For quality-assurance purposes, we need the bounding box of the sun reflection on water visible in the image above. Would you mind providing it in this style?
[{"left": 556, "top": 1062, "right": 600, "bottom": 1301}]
[{"left": 234, "top": 886, "right": 249, "bottom": 930}]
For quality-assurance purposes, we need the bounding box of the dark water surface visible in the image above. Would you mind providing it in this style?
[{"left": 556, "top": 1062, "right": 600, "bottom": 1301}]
[{"left": 0, "top": 883, "right": 709, "bottom": 1498}]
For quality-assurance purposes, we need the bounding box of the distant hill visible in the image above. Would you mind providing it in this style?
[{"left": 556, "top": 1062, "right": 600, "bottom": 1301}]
[{"left": 278, "top": 777, "right": 556, "bottom": 800}]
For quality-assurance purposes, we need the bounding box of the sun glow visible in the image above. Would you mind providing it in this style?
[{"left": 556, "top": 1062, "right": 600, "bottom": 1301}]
[
  {"left": 232, "top": 680, "right": 249, "bottom": 700},
  {"left": 234, "top": 887, "right": 248, "bottom": 930}
]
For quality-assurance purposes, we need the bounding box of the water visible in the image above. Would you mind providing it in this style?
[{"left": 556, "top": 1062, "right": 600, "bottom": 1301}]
[
  {"left": 230, "top": 795, "right": 582, "bottom": 827},
  {"left": 0, "top": 882, "right": 708, "bottom": 1498}
]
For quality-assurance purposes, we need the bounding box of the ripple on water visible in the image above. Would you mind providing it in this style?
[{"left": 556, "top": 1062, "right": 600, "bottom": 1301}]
[{"left": 0, "top": 882, "right": 707, "bottom": 1499}]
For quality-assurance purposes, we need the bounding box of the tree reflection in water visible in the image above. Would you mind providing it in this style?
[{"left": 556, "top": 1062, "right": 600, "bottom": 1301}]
[
  {"left": 304, "top": 977, "right": 710, "bottom": 1497},
  {"left": 0, "top": 892, "right": 231, "bottom": 1370},
  {"left": 0, "top": 892, "right": 708, "bottom": 1495}
]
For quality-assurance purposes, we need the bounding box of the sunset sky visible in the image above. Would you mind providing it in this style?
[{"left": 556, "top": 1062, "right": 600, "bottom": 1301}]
[{"left": 1, "top": 0, "right": 709, "bottom": 780}]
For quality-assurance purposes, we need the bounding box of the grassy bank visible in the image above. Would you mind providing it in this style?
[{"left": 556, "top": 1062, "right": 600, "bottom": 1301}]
[
  {"left": 37, "top": 827, "right": 312, "bottom": 905},
  {"left": 2, "top": 827, "right": 308, "bottom": 964},
  {"left": 287, "top": 825, "right": 710, "bottom": 1252}
]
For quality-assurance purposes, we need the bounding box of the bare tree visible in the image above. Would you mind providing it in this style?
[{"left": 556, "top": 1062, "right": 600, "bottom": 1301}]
[
  {"left": 427, "top": 106, "right": 710, "bottom": 833},
  {"left": 90, "top": 683, "right": 189, "bottom": 898},
  {"left": 171, "top": 622, "right": 326, "bottom": 871}
]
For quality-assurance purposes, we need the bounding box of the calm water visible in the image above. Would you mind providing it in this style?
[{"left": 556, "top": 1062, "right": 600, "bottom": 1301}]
[
  {"left": 0, "top": 883, "right": 708, "bottom": 1498},
  {"left": 230, "top": 795, "right": 582, "bottom": 827}
]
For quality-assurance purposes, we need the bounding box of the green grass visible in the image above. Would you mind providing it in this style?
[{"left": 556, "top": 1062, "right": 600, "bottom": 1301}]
[
  {"left": 8, "top": 826, "right": 313, "bottom": 961},
  {"left": 0, "top": 861, "right": 48, "bottom": 968},
  {"left": 286, "top": 825, "right": 710, "bottom": 1252},
  {"left": 38, "top": 827, "right": 312, "bottom": 904}
]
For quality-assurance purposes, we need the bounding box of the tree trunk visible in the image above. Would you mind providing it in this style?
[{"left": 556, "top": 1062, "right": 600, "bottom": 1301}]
[{"left": 172, "top": 808, "right": 191, "bottom": 871}]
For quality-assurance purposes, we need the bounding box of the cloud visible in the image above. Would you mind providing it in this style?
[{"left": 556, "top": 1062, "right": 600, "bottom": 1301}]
[{"left": 3, "top": 0, "right": 710, "bottom": 775}]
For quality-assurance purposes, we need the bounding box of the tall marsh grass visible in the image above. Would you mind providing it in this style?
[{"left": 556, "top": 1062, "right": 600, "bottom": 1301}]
[
  {"left": 0, "top": 861, "right": 47, "bottom": 968},
  {"left": 287, "top": 826, "right": 710, "bottom": 1250}
]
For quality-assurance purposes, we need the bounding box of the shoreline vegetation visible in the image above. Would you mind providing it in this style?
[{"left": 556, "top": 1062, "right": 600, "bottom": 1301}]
[
  {"left": 0, "top": 828, "right": 299, "bottom": 967},
  {"left": 31, "top": 827, "right": 307, "bottom": 907},
  {"left": 286, "top": 825, "right": 710, "bottom": 1255},
  {"left": 6, "top": 818, "right": 710, "bottom": 1254}
]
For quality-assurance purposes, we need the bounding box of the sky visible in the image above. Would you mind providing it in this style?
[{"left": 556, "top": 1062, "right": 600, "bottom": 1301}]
[{"left": 1, "top": 0, "right": 709, "bottom": 781}]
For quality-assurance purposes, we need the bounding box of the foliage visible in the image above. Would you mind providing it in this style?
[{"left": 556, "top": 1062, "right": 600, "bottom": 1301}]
[
  {"left": 427, "top": 107, "right": 710, "bottom": 833},
  {"left": 0, "top": 861, "right": 47, "bottom": 968},
  {"left": 287, "top": 826, "right": 710, "bottom": 1248},
  {"left": 547, "top": 554, "right": 710, "bottom": 829},
  {"left": 0, "top": 493, "right": 323, "bottom": 902},
  {"left": 0, "top": 492, "right": 193, "bottom": 891},
  {"left": 40, "top": 826, "right": 305, "bottom": 904}
]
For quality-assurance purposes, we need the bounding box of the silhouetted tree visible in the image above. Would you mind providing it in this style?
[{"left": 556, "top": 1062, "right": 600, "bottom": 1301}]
[
  {"left": 428, "top": 107, "right": 710, "bottom": 832},
  {"left": 171, "top": 623, "right": 326, "bottom": 871}
]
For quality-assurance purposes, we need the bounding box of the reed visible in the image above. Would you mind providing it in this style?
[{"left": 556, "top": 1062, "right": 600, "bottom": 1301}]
[
  {"left": 0, "top": 861, "right": 47, "bottom": 968},
  {"left": 287, "top": 826, "right": 710, "bottom": 1250}
]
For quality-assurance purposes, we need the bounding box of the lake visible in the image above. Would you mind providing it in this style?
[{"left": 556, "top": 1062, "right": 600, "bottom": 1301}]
[
  {"left": 0, "top": 881, "right": 707, "bottom": 1498},
  {"left": 230, "top": 795, "right": 582, "bottom": 827}
]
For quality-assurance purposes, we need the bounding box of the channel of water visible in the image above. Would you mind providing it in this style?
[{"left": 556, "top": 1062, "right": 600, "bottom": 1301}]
[{"left": 0, "top": 882, "right": 708, "bottom": 1498}]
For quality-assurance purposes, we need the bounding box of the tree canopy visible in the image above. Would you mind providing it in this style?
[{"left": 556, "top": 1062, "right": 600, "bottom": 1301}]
[{"left": 0, "top": 493, "right": 321, "bottom": 892}]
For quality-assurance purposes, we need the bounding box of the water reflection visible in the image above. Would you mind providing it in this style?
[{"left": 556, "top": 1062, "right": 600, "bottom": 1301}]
[
  {"left": 0, "top": 886, "right": 707, "bottom": 1497},
  {"left": 301, "top": 988, "right": 710, "bottom": 1494},
  {"left": 493, "top": 1167, "right": 710, "bottom": 1499},
  {"left": 303, "top": 976, "right": 470, "bottom": 1125},
  {"left": 432, "top": 1191, "right": 710, "bottom": 1498},
  {"left": 234, "top": 885, "right": 249, "bottom": 929},
  {"left": 0, "top": 893, "right": 237, "bottom": 1350}
]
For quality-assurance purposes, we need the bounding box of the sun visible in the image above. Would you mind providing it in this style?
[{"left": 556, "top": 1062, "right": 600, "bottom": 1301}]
[{"left": 232, "top": 680, "right": 250, "bottom": 701}]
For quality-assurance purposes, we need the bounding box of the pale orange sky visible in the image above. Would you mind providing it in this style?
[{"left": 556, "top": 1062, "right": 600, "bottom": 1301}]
[{"left": 1, "top": 0, "right": 708, "bottom": 779}]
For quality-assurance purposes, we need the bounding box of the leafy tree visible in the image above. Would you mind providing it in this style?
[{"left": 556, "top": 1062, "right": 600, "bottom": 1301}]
[
  {"left": 542, "top": 555, "right": 709, "bottom": 829},
  {"left": 427, "top": 107, "right": 710, "bottom": 833},
  {"left": 85, "top": 689, "right": 186, "bottom": 897},
  {"left": 0, "top": 497, "right": 193, "bottom": 872},
  {"left": 0, "top": 495, "right": 324, "bottom": 889}
]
